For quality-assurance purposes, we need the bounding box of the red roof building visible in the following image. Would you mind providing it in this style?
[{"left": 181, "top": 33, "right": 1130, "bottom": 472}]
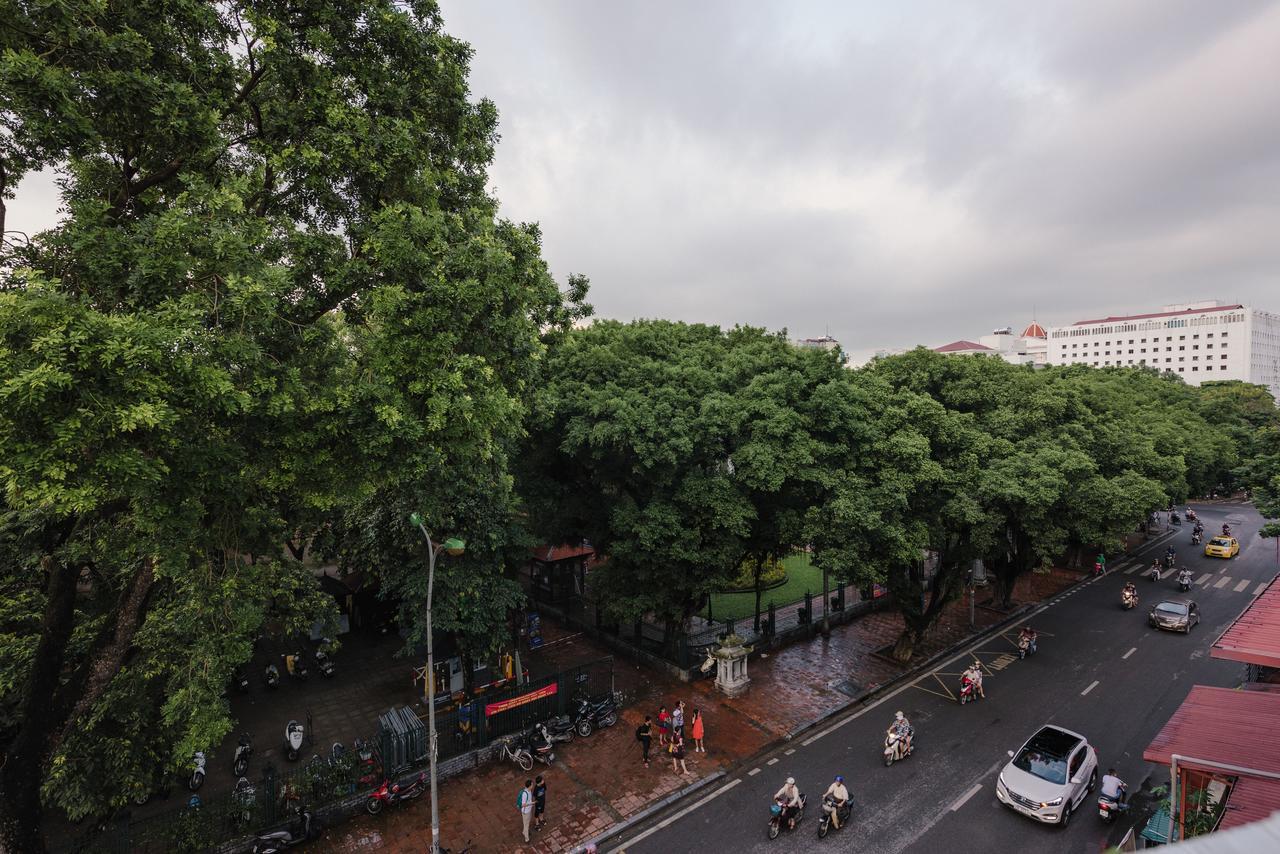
[
  {"left": 1212, "top": 574, "right": 1280, "bottom": 670},
  {"left": 1072, "top": 304, "right": 1244, "bottom": 326},
  {"left": 933, "top": 340, "right": 994, "bottom": 354},
  {"left": 1020, "top": 321, "right": 1048, "bottom": 339}
]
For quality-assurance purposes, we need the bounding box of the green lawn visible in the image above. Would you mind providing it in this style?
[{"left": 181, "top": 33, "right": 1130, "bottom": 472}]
[{"left": 707, "top": 552, "right": 825, "bottom": 622}]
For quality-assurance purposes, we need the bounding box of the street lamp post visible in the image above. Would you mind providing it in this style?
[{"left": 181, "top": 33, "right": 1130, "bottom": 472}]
[{"left": 409, "top": 513, "right": 465, "bottom": 854}]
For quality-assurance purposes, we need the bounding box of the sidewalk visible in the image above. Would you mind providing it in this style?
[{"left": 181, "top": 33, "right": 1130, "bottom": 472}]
[{"left": 315, "top": 569, "right": 1080, "bottom": 853}]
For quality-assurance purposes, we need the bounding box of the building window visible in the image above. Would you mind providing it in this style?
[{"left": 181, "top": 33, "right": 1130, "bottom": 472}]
[
  {"left": 1192, "top": 345, "right": 1198, "bottom": 350},
  {"left": 1207, "top": 343, "right": 1213, "bottom": 349},
  {"left": 1205, "top": 365, "right": 1212, "bottom": 370},
  {"left": 1222, "top": 332, "right": 1228, "bottom": 337},
  {"left": 1166, "top": 358, "right": 1172, "bottom": 363},
  {"left": 1166, "top": 336, "right": 1172, "bottom": 341},
  {"left": 1207, "top": 333, "right": 1213, "bottom": 338},
  {"left": 1179, "top": 335, "right": 1185, "bottom": 340},
  {"left": 1192, "top": 366, "right": 1198, "bottom": 372},
  {"left": 1193, "top": 334, "right": 1199, "bottom": 339},
  {"left": 1128, "top": 349, "right": 1134, "bottom": 354},
  {"left": 1179, "top": 357, "right": 1185, "bottom": 362},
  {"left": 1179, "top": 346, "right": 1185, "bottom": 351},
  {"left": 1221, "top": 354, "right": 1227, "bottom": 360},
  {"left": 1192, "top": 356, "right": 1198, "bottom": 361},
  {"left": 1141, "top": 338, "right": 1147, "bottom": 343}
]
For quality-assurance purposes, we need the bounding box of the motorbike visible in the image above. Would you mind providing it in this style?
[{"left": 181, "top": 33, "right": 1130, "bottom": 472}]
[
  {"left": 365, "top": 772, "right": 427, "bottom": 816},
  {"left": 1092, "top": 560, "right": 1105, "bottom": 577},
  {"left": 234, "top": 668, "right": 251, "bottom": 693},
  {"left": 571, "top": 691, "right": 621, "bottom": 738},
  {"left": 1185, "top": 509, "right": 1196, "bottom": 521},
  {"left": 959, "top": 677, "right": 976, "bottom": 705},
  {"left": 188, "top": 751, "right": 206, "bottom": 791},
  {"left": 1171, "top": 513, "right": 1181, "bottom": 526},
  {"left": 521, "top": 729, "right": 555, "bottom": 766},
  {"left": 1017, "top": 635, "right": 1037, "bottom": 659},
  {"left": 768, "top": 793, "right": 807, "bottom": 839},
  {"left": 251, "top": 807, "right": 323, "bottom": 852},
  {"left": 264, "top": 662, "right": 280, "bottom": 690},
  {"left": 1149, "top": 564, "right": 1164, "bottom": 581},
  {"left": 1179, "top": 572, "right": 1193, "bottom": 593},
  {"left": 1191, "top": 532, "right": 1202, "bottom": 546},
  {"left": 1193, "top": 521, "right": 1204, "bottom": 535},
  {"left": 698, "top": 647, "right": 716, "bottom": 679},
  {"left": 1223, "top": 524, "right": 1232, "bottom": 536},
  {"left": 232, "top": 776, "right": 256, "bottom": 828},
  {"left": 284, "top": 720, "right": 305, "bottom": 762},
  {"left": 288, "top": 652, "right": 309, "bottom": 681},
  {"left": 233, "top": 732, "right": 254, "bottom": 777},
  {"left": 883, "top": 729, "right": 912, "bottom": 765},
  {"left": 1121, "top": 589, "right": 1138, "bottom": 610},
  {"left": 314, "top": 642, "right": 335, "bottom": 678},
  {"left": 536, "top": 717, "right": 575, "bottom": 746},
  {"left": 354, "top": 738, "right": 380, "bottom": 787},
  {"left": 1097, "top": 792, "right": 1128, "bottom": 823},
  {"left": 817, "top": 795, "right": 852, "bottom": 838}
]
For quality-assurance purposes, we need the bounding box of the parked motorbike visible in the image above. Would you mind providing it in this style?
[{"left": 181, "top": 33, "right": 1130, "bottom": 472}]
[
  {"left": 232, "top": 776, "right": 256, "bottom": 828},
  {"left": 188, "top": 751, "right": 207, "bottom": 791},
  {"left": 1097, "top": 793, "right": 1128, "bottom": 823},
  {"left": 284, "top": 720, "right": 305, "bottom": 762},
  {"left": 233, "top": 732, "right": 254, "bottom": 777},
  {"left": 883, "top": 730, "right": 912, "bottom": 765},
  {"left": 365, "top": 772, "right": 427, "bottom": 816},
  {"left": 767, "top": 793, "right": 807, "bottom": 839},
  {"left": 251, "top": 807, "right": 323, "bottom": 852},
  {"left": 536, "top": 717, "right": 575, "bottom": 746},
  {"left": 354, "top": 738, "right": 380, "bottom": 787},
  {"left": 521, "top": 729, "right": 555, "bottom": 766},
  {"left": 264, "top": 662, "right": 280, "bottom": 690},
  {"left": 314, "top": 642, "right": 335, "bottom": 678},
  {"left": 1121, "top": 589, "right": 1138, "bottom": 610},
  {"left": 1179, "top": 571, "right": 1193, "bottom": 593},
  {"left": 571, "top": 691, "right": 621, "bottom": 738},
  {"left": 817, "top": 795, "right": 852, "bottom": 839},
  {"left": 288, "top": 652, "right": 309, "bottom": 681}
]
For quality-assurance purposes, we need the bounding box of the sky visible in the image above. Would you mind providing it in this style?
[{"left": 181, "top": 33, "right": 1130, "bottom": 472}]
[{"left": 9, "top": 0, "right": 1280, "bottom": 363}]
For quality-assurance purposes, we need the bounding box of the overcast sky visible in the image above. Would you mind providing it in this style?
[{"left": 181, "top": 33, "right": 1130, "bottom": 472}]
[{"left": 9, "top": 1, "right": 1280, "bottom": 362}]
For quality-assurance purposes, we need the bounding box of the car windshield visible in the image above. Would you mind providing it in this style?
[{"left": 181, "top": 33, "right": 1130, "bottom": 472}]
[
  {"left": 1209, "top": 538, "right": 1230, "bottom": 546},
  {"left": 1013, "top": 747, "right": 1068, "bottom": 784},
  {"left": 1156, "top": 602, "right": 1189, "bottom": 616}
]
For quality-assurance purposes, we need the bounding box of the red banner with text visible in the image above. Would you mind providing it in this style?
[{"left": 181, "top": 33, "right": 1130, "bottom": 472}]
[{"left": 485, "top": 682, "right": 558, "bottom": 718}]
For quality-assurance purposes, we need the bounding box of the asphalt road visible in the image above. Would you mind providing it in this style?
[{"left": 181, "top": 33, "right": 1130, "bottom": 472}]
[{"left": 602, "top": 502, "right": 1278, "bottom": 854}]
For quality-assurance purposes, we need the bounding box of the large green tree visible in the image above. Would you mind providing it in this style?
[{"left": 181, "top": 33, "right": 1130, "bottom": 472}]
[{"left": 0, "top": 2, "right": 583, "bottom": 850}]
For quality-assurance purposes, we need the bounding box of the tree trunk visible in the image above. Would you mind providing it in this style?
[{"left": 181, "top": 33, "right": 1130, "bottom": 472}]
[
  {"left": 890, "top": 627, "right": 921, "bottom": 663},
  {"left": 0, "top": 556, "right": 79, "bottom": 854},
  {"left": 752, "top": 563, "right": 763, "bottom": 633}
]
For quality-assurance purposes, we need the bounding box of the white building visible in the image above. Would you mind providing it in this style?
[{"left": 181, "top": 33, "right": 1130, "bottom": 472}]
[
  {"left": 977, "top": 322, "right": 1049, "bottom": 366},
  {"left": 1046, "top": 301, "right": 1280, "bottom": 398}
]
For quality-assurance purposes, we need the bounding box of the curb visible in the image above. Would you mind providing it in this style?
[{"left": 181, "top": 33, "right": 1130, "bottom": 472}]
[{"left": 574, "top": 771, "right": 726, "bottom": 853}]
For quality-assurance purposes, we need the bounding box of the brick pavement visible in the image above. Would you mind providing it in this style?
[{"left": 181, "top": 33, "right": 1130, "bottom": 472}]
[{"left": 315, "top": 567, "right": 1082, "bottom": 854}]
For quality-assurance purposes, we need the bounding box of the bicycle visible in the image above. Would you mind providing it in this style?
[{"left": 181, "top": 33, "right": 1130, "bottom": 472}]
[{"left": 498, "top": 739, "right": 534, "bottom": 771}]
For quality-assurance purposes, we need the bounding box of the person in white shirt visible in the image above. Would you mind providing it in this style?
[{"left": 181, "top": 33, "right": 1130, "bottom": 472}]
[
  {"left": 518, "top": 778, "right": 534, "bottom": 842},
  {"left": 822, "top": 775, "right": 850, "bottom": 829},
  {"left": 774, "top": 777, "right": 802, "bottom": 829},
  {"left": 1100, "top": 769, "right": 1128, "bottom": 809}
]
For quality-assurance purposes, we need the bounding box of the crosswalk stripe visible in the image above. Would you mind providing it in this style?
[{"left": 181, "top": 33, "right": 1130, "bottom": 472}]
[
  {"left": 1125, "top": 565, "right": 1142, "bottom": 575},
  {"left": 1195, "top": 573, "right": 1212, "bottom": 586},
  {"left": 1257, "top": 582, "right": 1270, "bottom": 596},
  {"left": 1214, "top": 576, "right": 1231, "bottom": 589},
  {"left": 1234, "top": 579, "right": 1251, "bottom": 593}
]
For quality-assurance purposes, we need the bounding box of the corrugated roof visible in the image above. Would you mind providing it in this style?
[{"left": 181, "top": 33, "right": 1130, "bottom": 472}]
[
  {"left": 1219, "top": 776, "right": 1280, "bottom": 830},
  {"left": 1212, "top": 574, "right": 1280, "bottom": 668},
  {"left": 1144, "top": 686, "right": 1280, "bottom": 773},
  {"left": 933, "top": 340, "right": 993, "bottom": 353},
  {"left": 1072, "top": 304, "right": 1243, "bottom": 326},
  {"left": 530, "top": 544, "right": 595, "bottom": 563},
  {"left": 1164, "top": 810, "right": 1280, "bottom": 852}
]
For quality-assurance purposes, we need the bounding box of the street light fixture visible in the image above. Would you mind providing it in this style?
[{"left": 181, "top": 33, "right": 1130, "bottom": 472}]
[{"left": 408, "top": 512, "right": 465, "bottom": 854}]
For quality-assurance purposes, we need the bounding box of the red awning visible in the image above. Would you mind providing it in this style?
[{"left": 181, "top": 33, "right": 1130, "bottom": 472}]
[
  {"left": 1143, "top": 686, "right": 1280, "bottom": 775},
  {"left": 1219, "top": 776, "right": 1280, "bottom": 830},
  {"left": 1212, "top": 574, "right": 1280, "bottom": 668}
]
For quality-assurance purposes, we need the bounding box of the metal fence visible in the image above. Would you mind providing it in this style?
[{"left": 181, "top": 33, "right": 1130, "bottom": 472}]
[{"left": 61, "top": 657, "right": 614, "bottom": 854}]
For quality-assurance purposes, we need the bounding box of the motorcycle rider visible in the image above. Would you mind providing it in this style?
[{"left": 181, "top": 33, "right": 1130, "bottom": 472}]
[
  {"left": 1018, "top": 626, "right": 1038, "bottom": 655},
  {"left": 1223, "top": 523, "right": 1232, "bottom": 536},
  {"left": 1178, "top": 568, "right": 1193, "bottom": 589},
  {"left": 1123, "top": 580, "right": 1138, "bottom": 606},
  {"left": 1164, "top": 545, "right": 1177, "bottom": 568},
  {"left": 962, "top": 663, "right": 985, "bottom": 699},
  {"left": 822, "top": 775, "right": 850, "bottom": 830},
  {"left": 1192, "top": 530, "right": 1202, "bottom": 545},
  {"left": 888, "top": 711, "right": 913, "bottom": 754},
  {"left": 774, "top": 777, "right": 802, "bottom": 830},
  {"left": 1100, "top": 768, "right": 1129, "bottom": 810}
]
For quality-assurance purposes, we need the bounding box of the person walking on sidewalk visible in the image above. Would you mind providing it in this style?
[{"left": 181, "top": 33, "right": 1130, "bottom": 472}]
[
  {"left": 690, "top": 707, "right": 705, "bottom": 753},
  {"left": 670, "top": 732, "right": 689, "bottom": 775},
  {"left": 518, "top": 778, "right": 534, "bottom": 843},
  {"left": 533, "top": 774, "right": 547, "bottom": 831},
  {"left": 637, "top": 715, "right": 653, "bottom": 767},
  {"left": 671, "top": 700, "right": 685, "bottom": 738},
  {"left": 657, "top": 705, "right": 671, "bottom": 746}
]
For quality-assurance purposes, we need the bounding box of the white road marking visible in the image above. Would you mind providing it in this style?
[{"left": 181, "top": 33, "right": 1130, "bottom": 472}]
[
  {"left": 617, "top": 778, "right": 741, "bottom": 849},
  {"left": 1234, "top": 579, "right": 1251, "bottom": 593},
  {"left": 1125, "top": 565, "right": 1142, "bottom": 575},
  {"left": 1257, "top": 582, "right": 1270, "bottom": 596},
  {"left": 1122, "top": 647, "right": 1137, "bottom": 660},
  {"left": 784, "top": 748, "right": 795, "bottom": 755},
  {"left": 1214, "top": 576, "right": 1231, "bottom": 589},
  {"left": 950, "top": 783, "right": 984, "bottom": 812},
  {"left": 766, "top": 757, "right": 778, "bottom": 765},
  {"left": 747, "top": 767, "right": 761, "bottom": 776},
  {"left": 1195, "top": 573, "right": 1211, "bottom": 586},
  {"left": 1081, "top": 680, "right": 1100, "bottom": 696}
]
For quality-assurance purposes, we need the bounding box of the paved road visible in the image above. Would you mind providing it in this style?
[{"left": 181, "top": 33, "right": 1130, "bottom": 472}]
[{"left": 602, "top": 502, "right": 1277, "bottom": 854}]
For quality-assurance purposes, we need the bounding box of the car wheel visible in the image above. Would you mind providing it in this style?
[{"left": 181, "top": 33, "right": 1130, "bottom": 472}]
[
  {"left": 1059, "top": 804, "right": 1072, "bottom": 828},
  {"left": 1088, "top": 769, "right": 1097, "bottom": 793}
]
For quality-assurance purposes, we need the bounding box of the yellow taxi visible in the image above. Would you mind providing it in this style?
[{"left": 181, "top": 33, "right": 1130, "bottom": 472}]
[{"left": 1204, "top": 536, "right": 1239, "bottom": 559}]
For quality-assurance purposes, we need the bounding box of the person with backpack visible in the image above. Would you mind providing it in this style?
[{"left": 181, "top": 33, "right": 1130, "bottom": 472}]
[
  {"left": 518, "top": 778, "right": 534, "bottom": 842},
  {"left": 636, "top": 715, "right": 653, "bottom": 767}
]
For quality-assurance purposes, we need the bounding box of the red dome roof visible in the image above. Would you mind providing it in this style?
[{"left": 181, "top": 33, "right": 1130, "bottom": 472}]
[{"left": 1021, "top": 322, "right": 1047, "bottom": 339}]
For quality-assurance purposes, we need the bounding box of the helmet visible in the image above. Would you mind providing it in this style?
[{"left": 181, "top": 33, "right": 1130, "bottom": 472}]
[
  {"left": 785, "top": 776, "right": 795, "bottom": 786},
  {"left": 835, "top": 775, "right": 844, "bottom": 783},
  {"left": 894, "top": 711, "right": 904, "bottom": 721}
]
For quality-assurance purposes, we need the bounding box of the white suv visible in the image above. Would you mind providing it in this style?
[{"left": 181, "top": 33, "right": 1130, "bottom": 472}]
[{"left": 995, "top": 724, "right": 1098, "bottom": 827}]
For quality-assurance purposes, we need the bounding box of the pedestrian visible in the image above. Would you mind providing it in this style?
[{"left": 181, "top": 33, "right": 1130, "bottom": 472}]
[
  {"left": 518, "top": 778, "right": 534, "bottom": 843},
  {"left": 636, "top": 715, "right": 653, "bottom": 767},
  {"left": 533, "top": 774, "right": 547, "bottom": 830},
  {"left": 690, "top": 707, "right": 705, "bottom": 753},
  {"left": 657, "top": 705, "right": 670, "bottom": 746},
  {"left": 671, "top": 700, "right": 685, "bottom": 738},
  {"left": 670, "top": 732, "right": 689, "bottom": 775}
]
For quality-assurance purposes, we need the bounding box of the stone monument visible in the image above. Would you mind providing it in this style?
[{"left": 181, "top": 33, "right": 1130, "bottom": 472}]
[{"left": 712, "top": 632, "right": 753, "bottom": 697}]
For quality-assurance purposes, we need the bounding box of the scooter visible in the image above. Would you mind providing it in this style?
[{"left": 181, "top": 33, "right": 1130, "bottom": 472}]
[
  {"left": 536, "top": 717, "right": 575, "bottom": 746},
  {"left": 188, "top": 751, "right": 206, "bottom": 791},
  {"left": 232, "top": 776, "right": 256, "bottom": 827},
  {"left": 1097, "top": 792, "right": 1128, "bottom": 823},
  {"left": 1178, "top": 571, "right": 1193, "bottom": 593},
  {"left": 767, "top": 793, "right": 807, "bottom": 839},
  {"left": 354, "top": 738, "right": 380, "bottom": 787},
  {"left": 521, "top": 729, "right": 555, "bottom": 766},
  {"left": 364, "top": 771, "right": 428, "bottom": 815},
  {"left": 1191, "top": 532, "right": 1202, "bottom": 546},
  {"left": 1017, "top": 635, "right": 1037, "bottom": 659},
  {"left": 959, "top": 677, "right": 976, "bottom": 705},
  {"left": 251, "top": 807, "right": 323, "bottom": 852},
  {"left": 288, "top": 652, "right": 309, "bottom": 681},
  {"left": 1149, "top": 564, "right": 1164, "bottom": 582},
  {"left": 883, "top": 730, "right": 912, "bottom": 766},
  {"left": 817, "top": 795, "right": 852, "bottom": 839},
  {"left": 264, "top": 662, "right": 280, "bottom": 690},
  {"left": 1223, "top": 524, "right": 1232, "bottom": 536},
  {"left": 233, "top": 732, "right": 253, "bottom": 777},
  {"left": 698, "top": 648, "right": 716, "bottom": 679},
  {"left": 1121, "top": 589, "right": 1138, "bottom": 610},
  {"left": 314, "top": 642, "right": 335, "bottom": 678},
  {"left": 284, "top": 720, "right": 305, "bottom": 762}
]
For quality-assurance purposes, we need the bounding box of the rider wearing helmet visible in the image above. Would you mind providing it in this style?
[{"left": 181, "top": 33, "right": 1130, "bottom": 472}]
[
  {"left": 774, "top": 776, "right": 802, "bottom": 829},
  {"left": 822, "top": 774, "right": 850, "bottom": 829},
  {"left": 888, "top": 710, "right": 913, "bottom": 753}
]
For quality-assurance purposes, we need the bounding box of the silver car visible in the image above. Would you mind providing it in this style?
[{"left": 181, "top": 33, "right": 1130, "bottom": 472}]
[
  {"left": 995, "top": 725, "right": 1098, "bottom": 827},
  {"left": 1149, "top": 599, "right": 1199, "bottom": 633}
]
